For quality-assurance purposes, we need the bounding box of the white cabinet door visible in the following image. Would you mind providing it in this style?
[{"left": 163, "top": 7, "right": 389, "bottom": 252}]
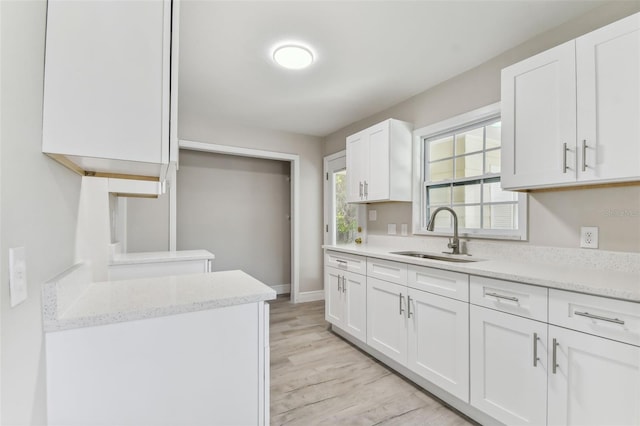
[
  {"left": 366, "top": 121, "right": 391, "bottom": 202},
  {"left": 324, "top": 267, "right": 344, "bottom": 326},
  {"left": 576, "top": 13, "right": 640, "bottom": 183},
  {"left": 345, "top": 119, "right": 411, "bottom": 203},
  {"left": 501, "top": 40, "right": 577, "bottom": 190},
  {"left": 408, "top": 289, "right": 469, "bottom": 402},
  {"left": 367, "top": 277, "right": 408, "bottom": 365},
  {"left": 343, "top": 270, "right": 367, "bottom": 342},
  {"left": 548, "top": 325, "right": 640, "bottom": 426},
  {"left": 470, "top": 305, "right": 548, "bottom": 426},
  {"left": 346, "top": 131, "right": 368, "bottom": 203},
  {"left": 42, "top": 0, "right": 171, "bottom": 173}
]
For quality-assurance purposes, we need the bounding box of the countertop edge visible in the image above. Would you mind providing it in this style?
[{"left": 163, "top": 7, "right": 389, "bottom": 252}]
[
  {"left": 109, "top": 250, "right": 215, "bottom": 266},
  {"left": 43, "top": 289, "right": 276, "bottom": 333},
  {"left": 323, "top": 245, "right": 640, "bottom": 302}
]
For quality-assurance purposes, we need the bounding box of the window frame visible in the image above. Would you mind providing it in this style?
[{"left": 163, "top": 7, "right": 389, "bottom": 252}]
[{"left": 411, "top": 102, "right": 528, "bottom": 240}]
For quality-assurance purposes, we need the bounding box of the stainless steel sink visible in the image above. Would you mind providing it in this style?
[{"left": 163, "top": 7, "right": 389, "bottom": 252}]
[{"left": 390, "top": 251, "right": 479, "bottom": 263}]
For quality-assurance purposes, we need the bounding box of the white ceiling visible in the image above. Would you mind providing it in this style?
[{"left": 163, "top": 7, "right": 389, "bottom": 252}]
[{"left": 178, "top": 1, "right": 604, "bottom": 138}]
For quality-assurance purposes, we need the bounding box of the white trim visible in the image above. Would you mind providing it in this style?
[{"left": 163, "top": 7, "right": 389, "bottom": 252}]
[
  {"left": 323, "top": 150, "right": 367, "bottom": 245},
  {"left": 174, "top": 140, "right": 301, "bottom": 303},
  {"left": 160, "top": 0, "right": 171, "bottom": 164},
  {"left": 270, "top": 284, "right": 291, "bottom": 295},
  {"left": 412, "top": 103, "right": 528, "bottom": 241},
  {"left": 296, "top": 290, "right": 325, "bottom": 303},
  {"left": 413, "top": 102, "right": 501, "bottom": 138},
  {"left": 323, "top": 151, "right": 346, "bottom": 245},
  {"left": 168, "top": 165, "right": 177, "bottom": 251}
]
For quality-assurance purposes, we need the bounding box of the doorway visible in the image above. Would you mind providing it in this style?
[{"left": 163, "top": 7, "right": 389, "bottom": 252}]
[
  {"left": 172, "top": 140, "right": 301, "bottom": 302},
  {"left": 176, "top": 150, "right": 291, "bottom": 295},
  {"left": 324, "top": 151, "right": 364, "bottom": 245}
]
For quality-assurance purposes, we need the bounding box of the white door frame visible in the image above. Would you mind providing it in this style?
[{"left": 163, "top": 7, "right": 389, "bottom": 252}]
[
  {"left": 323, "top": 150, "right": 346, "bottom": 245},
  {"left": 323, "top": 150, "right": 366, "bottom": 245},
  {"left": 171, "top": 140, "right": 301, "bottom": 303}
]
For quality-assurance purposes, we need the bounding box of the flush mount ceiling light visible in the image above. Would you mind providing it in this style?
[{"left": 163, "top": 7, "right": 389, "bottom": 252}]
[{"left": 272, "top": 44, "right": 314, "bottom": 70}]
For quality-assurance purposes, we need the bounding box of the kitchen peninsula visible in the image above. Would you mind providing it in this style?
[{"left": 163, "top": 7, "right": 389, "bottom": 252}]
[{"left": 42, "top": 267, "right": 276, "bottom": 426}]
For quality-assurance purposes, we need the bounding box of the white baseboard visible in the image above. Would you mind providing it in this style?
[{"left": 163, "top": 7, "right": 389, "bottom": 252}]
[
  {"left": 295, "top": 290, "right": 325, "bottom": 303},
  {"left": 271, "top": 284, "right": 291, "bottom": 295}
]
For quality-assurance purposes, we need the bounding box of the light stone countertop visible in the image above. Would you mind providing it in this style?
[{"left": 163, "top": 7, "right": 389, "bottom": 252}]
[
  {"left": 324, "top": 244, "right": 640, "bottom": 302},
  {"left": 110, "top": 249, "right": 215, "bottom": 265},
  {"left": 43, "top": 270, "right": 276, "bottom": 332}
]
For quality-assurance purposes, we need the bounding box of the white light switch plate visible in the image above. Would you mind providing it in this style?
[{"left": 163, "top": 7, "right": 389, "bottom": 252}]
[
  {"left": 369, "top": 210, "right": 377, "bottom": 221},
  {"left": 9, "top": 247, "right": 28, "bottom": 307},
  {"left": 401, "top": 224, "right": 408, "bottom": 236}
]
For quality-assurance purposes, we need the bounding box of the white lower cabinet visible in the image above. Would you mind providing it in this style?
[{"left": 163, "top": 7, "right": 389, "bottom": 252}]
[
  {"left": 366, "top": 276, "right": 470, "bottom": 401},
  {"left": 470, "top": 305, "right": 548, "bottom": 426},
  {"left": 547, "top": 325, "right": 640, "bottom": 426},
  {"left": 366, "top": 277, "right": 408, "bottom": 364},
  {"left": 325, "top": 266, "right": 366, "bottom": 342},
  {"left": 47, "top": 302, "right": 269, "bottom": 426},
  {"left": 408, "top": 288, "right": 469, "bottom": 402},
  {"left": 325, "top": 250, "right": 639, "bottom": 426}
]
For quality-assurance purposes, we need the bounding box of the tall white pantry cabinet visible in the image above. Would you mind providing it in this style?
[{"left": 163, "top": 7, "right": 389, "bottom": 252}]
[
  {"left": 42, "top": 0, "right": 180, "bottom": 179},
  {"left": 501, "top": 12, "right": 640, "bottom": 190}
]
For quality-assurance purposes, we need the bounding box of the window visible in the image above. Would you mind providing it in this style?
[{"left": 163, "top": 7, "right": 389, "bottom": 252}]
[{"left": 412, "top": 103, "right": 527, "bottom": 239}]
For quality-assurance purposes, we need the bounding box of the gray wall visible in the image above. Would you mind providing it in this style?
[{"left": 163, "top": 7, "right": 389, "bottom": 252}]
[
  {"left": 1, "top": 1, "right": 82, "bottom": 424},
  {"left": 324, "top": 1, "right": 640, "bottom": 253},
  {"left": 126, "top": 194, "right": 170, "bottom": 252},
  {"left": 177, "top": 150, "right": 291, "bottom": 287},
  {"left": 177, "top": 118, "right": 324, "bottom": 292}
]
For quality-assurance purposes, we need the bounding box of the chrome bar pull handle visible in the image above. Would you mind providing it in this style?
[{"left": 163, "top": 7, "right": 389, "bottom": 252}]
[
  {"left": 574, "top": 311, "right": 624, "bottom": 325},
  {"left": 533, "top": 333, "right": 539, "bottom": 367},
  {"left": 552, "top": 338, "right": 559, "bottom": 374},
  {"left": 399, "top": 293, "right": 405, "bottom": 316},
  {"left": 563, "top": 142, "right": 569, "bottom": 173},
  {"left": 337, "top": 275, "right": 341, "bottom": 292},
  {"left": 407, "top": 295, "right": 413, "bottom": 319},
  {"left": 485, "top": 292, "right": 519, "bottom": 302},
  {"left": 581, "top": 140, "right": 588, "bottom": 172},
  {"left": 342, "top": 276, "right": 346, "bottom": 293},
  {"left": 364, "top": 181, "right": 368, "bottom": 198},
  {"left": 336, "top": 259, "right": 347, "bottom": 268},
  {"left": 359, "top": 182, "right": 363, "bottom": 198}
]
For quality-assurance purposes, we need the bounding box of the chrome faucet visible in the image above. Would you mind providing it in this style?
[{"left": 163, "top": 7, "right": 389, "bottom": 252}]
[{"left": 426, "top": 207, "right": 461, "bottom": 255}]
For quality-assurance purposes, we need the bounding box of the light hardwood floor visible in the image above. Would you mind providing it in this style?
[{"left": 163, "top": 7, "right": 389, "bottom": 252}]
[{"left": 269, "top": 295, "right": 477, "bottom": 426}]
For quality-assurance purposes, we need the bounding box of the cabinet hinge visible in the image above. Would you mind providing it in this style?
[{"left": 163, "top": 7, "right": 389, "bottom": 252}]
[
  {"left": 326, "top": 172, "right": 329, "bottom": 180},
  {"left": 325, "top": 224, "right": 329, "bottom": 232}
]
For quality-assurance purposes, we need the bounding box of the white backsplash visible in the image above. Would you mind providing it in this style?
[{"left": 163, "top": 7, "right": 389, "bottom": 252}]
[{"left": 365, "top": 235, "right": 640, "bottom": 274}]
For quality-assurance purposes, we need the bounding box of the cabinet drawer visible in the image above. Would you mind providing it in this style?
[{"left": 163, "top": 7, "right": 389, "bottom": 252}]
[
  {"left": 408, "top": 265, "right": 469, "bottom": 302},
  {"left": 367, "top": 258, "right": 408, "bottom": 285},
  {"left": 549, "top": 289, "right": 640, "bottom": 346},
  {"left": 470, "top": 276, "right": 547, "bottom": 322},
  {"left": 325, "top": 251, "right": 366, "bottom": 275}
]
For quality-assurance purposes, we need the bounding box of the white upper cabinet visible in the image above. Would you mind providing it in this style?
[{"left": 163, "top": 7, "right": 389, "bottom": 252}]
[
  {"left": 501, "top": 12, "right": 640, "bottom": 190},
  {"left": 501, "top": 41, "right": 577, "bottom": 189},
  {"left": 42, "top": 0, "right": 176, "bottom": 178},
  {"left": 346, "top": 119, "right": 412, "bottom": 203},
  {"left": 576, "top": 13, "right": 640, "bottom": 183}
]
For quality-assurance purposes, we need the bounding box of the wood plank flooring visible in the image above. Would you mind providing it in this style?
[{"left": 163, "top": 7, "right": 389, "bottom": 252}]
[{"left": 268, "top": 295, "right": 477, "bottom": 426}]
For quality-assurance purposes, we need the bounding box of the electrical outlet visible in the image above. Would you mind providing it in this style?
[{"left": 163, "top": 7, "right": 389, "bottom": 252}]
[
  {"left": 369, "top": 210, "right": 377, "bottom": 221},
  {"left": 580, "top": 226, "right": 599, "bottom": 249}
]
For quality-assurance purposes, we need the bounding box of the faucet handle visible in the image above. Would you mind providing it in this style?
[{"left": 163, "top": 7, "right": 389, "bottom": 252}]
[{"left": 447, "top": 238, "right": 457, "bottom": 249}]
